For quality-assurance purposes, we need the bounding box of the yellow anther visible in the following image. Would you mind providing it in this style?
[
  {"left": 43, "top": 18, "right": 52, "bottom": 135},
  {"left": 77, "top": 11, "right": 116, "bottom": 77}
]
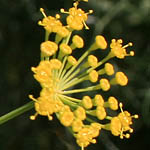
[
  {"left": 110, "top": 72, "right": 128, "bottom": 86},
  {"left": 88, "top": 70, "right": 98, "bottom": 83},
  {"left": 96, "top": 106, "right": 106, "bottom": 120},
  {"left": 40, "top": 41, "right": 58, "bottom": 57},
  {"left": 30, "top": 114, "right": 37, "bottom": 120},
  {"left": 55, "top": 14, "right": 60, "bottom": 19},
  {"left": 82, "top": 96, "right": 93, "bottom": 109},
  {"left": 89, "top": 35, "right": 107, "bottom": 51},
  {"left": 130, "top": 51, "right": 134, "bottom": 56},
  {"left": 99, "top": 78, "right": 110, "bottom": 91}
]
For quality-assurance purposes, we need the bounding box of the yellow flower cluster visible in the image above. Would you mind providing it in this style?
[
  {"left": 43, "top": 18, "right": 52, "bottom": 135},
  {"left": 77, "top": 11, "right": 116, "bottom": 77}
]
[{"left": 29, "top": 0, "right": 138, "bottom": 149}]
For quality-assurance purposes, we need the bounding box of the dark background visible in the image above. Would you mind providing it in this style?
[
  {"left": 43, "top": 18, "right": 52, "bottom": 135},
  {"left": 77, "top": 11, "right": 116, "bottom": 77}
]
[{"left": 0, "top": 0, "right": 150, "bottom": 150}]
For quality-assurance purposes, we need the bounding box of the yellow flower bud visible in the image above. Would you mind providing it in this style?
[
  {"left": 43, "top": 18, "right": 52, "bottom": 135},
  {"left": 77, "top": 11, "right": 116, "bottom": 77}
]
[
  {"left": 99, "top": 78, "right": 110, "bottom": 91},
  {"left": 110, "top": 72, "right": 128, "bottom": 86},
  {"left": 72, "top": 118, "right": 84, "bottom": 132},
  {"left": 93, "top": 94, "right": 104, "bottom": 106},
  {"left": 50, "top": 59, "right": 62, "bottom": 70},
  {"left": 104, "top": 63, "right": 114, "bottom": 76},
  {"left": 59, "top": 43, "right": 72, "bottom": 55},
  {"left": 82, "top": 96, "right": 93, "bottom": 109},
  {"left": 89, "top": 70, "right": 98, "bottom": 83},
  {"left": 40, "top": 41, "right": 58, "bottom": 57},
  {"left": 104, "top": 96, "right": 118, "bottom": 110},
  {"left": 96, "top": 106, "right": 106, "bottom": 120},
  {"left": 60, "top": 111, "right": 74, "bottom": 126},
  {"left": 88, "top": 55, "right": 98, "bottom": 67},
  {"left": 89, "top": 35, "right": 107, "bottom": 51},
  {"left": 74, "top": 106, "right": 86, "bottom": 120},
  {"left": 71, "top": 35, "right": 84, "bottom": 49}
]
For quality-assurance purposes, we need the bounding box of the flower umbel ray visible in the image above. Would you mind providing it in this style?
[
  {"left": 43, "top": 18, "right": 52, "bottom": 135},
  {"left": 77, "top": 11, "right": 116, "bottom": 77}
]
[{"left": 29, "top": 0, "right": 138, "bottom": 149}]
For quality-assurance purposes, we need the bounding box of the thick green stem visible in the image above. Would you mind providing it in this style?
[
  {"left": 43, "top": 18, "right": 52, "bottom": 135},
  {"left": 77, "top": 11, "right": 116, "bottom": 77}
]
[{"left": 0, "top": 101, "right": 34, "bottom": 125}]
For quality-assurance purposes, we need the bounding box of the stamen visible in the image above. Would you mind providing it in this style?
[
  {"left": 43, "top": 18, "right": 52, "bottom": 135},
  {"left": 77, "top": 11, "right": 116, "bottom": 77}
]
[{"left": 40, "top": 8, "right": 47, "bottom": 18}]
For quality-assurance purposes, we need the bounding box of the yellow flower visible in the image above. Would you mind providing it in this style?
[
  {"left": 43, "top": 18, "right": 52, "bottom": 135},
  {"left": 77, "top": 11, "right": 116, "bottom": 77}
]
[
  {"left": 109, "top": 39, "right": 134, "bottom": 59},
  {"left": 60, "top": 1, "right": 93, "bottom": 30}
]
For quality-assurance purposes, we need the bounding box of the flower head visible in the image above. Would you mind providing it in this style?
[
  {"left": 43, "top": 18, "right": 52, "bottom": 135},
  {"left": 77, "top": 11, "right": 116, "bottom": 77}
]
[{"left": 29, "top": 1, "right": 138, "bottom": 149}]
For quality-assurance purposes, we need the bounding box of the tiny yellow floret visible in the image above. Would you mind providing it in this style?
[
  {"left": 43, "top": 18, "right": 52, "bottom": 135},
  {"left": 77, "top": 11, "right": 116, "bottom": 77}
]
[{"left": 110, "top": 39, "right": 134, "bottom": 59}]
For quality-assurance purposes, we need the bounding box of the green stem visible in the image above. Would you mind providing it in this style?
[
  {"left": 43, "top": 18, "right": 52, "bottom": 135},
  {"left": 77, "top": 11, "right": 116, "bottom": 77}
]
[
  {"left": 61, "top": 50, "right": 89, "bottom": 82},
  {"left": 62, "top": 85, "right": 100, "bottom": 94},
  {"left": 0, "top": 101, "right": 34, "bottom": 125},
  {"left": 61, "top": 75, "right": 87, "bottom": 90}
]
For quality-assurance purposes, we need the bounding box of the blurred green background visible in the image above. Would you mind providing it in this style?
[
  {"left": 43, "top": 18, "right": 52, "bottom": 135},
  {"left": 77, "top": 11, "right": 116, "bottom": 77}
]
[{"left": 0, "top": 0, "right": 150, "bottom": 149}]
